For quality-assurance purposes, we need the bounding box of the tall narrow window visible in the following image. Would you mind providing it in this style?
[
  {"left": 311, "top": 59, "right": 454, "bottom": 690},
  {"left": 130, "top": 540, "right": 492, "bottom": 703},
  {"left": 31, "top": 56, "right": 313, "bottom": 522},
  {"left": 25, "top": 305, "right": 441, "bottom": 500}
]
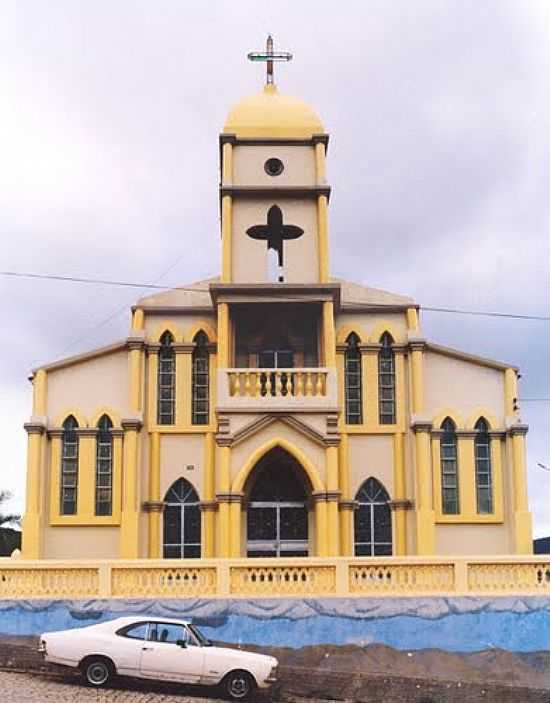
[
  {"left": 475, "top": 418, "right": 493, "bottom": 514},
  {"left": 157, "top": 331, "right": 175, "bottom": 425},
  {"left": 163, "top": 478, "right": 201, "bottom": 558},
  {"left": 192, "top": 331, "right": 210, "bottom": 425},
  {"left": 345, "top": 333, "right": 362, "bottom": 425},
  {"left": 60, "top": 415, "right": 79, "bottom": 515},
  {"left": 440, "top": 418, "right": 459, "bottom": 514},
  {"left": 378, "top": 332, "right": 396, "bottom": 424},
  {"left": 354, "top": 478, "right": 392, "bottom": 556},
  {"left": 95, "top": 415, "right": 113, "bottom": 516}
]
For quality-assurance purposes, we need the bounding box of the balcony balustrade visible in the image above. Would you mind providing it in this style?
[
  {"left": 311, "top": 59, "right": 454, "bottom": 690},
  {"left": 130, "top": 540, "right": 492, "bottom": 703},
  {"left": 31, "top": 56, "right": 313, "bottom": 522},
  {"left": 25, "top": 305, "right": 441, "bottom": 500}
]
[{"left": 217, "top": 367, "right": 338, "bottom": 411}]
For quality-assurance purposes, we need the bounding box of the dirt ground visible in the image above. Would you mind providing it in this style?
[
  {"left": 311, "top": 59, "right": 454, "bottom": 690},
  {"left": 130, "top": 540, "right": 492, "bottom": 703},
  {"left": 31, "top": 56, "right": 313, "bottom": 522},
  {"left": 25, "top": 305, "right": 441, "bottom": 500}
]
[{"left": 1, "top": 635, "right": 549, "bottom": 703}]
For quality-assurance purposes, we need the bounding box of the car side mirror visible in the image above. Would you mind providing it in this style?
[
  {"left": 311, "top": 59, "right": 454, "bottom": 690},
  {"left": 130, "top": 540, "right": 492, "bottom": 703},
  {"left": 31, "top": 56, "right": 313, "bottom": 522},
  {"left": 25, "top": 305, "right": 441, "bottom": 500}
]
[{"left": 176, "top": 638, "right": 187, "bottom": 648}]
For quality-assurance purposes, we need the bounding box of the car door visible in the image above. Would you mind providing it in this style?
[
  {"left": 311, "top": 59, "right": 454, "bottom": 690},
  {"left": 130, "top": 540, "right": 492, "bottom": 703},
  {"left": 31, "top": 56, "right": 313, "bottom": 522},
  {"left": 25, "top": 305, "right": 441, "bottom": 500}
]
[
  {"left": 139, "top": 622, "right": 205, "bottom": 684},
  {"left": 113, "top": 621, "right": 151, "bottom": 674}
]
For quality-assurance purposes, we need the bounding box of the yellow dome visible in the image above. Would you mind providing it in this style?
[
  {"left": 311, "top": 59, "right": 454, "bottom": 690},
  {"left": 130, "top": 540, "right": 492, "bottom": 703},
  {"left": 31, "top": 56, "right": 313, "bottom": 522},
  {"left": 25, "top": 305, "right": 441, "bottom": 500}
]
[{"left": 224, "top": 84, "right": 324, "bottom": 139}]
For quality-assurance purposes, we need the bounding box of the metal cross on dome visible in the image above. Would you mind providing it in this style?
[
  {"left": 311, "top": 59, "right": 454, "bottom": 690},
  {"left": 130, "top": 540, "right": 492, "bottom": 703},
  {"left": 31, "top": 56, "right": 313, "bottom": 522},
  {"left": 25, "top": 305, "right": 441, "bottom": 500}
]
[{"left": 247, "top": 35, "right": 293, "bottom": 85}]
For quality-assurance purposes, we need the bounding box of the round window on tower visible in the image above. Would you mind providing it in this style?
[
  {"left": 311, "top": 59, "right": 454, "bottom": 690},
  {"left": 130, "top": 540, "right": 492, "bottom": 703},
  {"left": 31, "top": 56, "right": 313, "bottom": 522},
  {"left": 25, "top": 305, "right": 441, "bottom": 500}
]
[{"left": 264, "top": 158, "right": 284, "bottom": 177}]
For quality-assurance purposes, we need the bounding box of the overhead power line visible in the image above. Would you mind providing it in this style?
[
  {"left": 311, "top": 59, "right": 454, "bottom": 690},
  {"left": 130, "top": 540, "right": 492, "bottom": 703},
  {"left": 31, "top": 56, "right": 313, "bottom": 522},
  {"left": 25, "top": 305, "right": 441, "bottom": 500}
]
[{"left": 2, "top": 269, "right": 550, "bottom": 322}]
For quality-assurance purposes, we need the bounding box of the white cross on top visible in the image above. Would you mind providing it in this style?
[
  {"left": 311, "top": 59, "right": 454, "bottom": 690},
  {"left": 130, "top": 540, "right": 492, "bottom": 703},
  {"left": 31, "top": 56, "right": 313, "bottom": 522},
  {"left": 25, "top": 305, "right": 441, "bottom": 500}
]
[{"left": 247, "top": 35, "right": 293, "bottom": 85}]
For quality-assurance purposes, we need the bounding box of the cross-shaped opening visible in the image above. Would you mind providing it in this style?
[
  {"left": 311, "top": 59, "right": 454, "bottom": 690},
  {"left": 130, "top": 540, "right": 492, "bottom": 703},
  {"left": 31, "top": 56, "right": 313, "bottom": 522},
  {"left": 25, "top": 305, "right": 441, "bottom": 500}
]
[{"left": 246, "top": 205, "right": 304, "bottom": 282}]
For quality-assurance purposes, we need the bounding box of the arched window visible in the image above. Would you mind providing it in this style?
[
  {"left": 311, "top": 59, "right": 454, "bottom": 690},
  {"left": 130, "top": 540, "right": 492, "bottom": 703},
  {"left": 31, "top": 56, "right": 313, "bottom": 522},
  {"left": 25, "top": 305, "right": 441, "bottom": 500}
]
[
  {"left": 345, "top": 333, "right": 362, "bottom": 425},
  {"left": 378, "top": 332, "right": 396, "bottom": 424},
  {"left": 475, "top": 418, "right": 493, "bottom": 514},
  {"left": 441, "top": 418, "right": 459, "bottom": 514},
  {"left": 157, "top": 331, "right": 175, "bottom": 425},
  {"left": 60, "top": 415, "right": 79, "bottom": 515},
  {"left": 163, "top": 478, "right": 201, "bottom": 558},
  {"left": 192, "top": 331, "right": 209, "bottom": 425},
  {"left": 354, "top": 478, "right": 392, "bottom": 556},
  {"left": 95, "top": 415, "right": 113, "bottom": 516}
]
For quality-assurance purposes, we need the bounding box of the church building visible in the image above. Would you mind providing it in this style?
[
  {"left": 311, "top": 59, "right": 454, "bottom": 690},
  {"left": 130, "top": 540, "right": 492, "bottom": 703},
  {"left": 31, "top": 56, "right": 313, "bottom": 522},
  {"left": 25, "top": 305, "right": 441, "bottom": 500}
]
[{"left": 21, "top": 41, "right": 533, "bottom": 561}]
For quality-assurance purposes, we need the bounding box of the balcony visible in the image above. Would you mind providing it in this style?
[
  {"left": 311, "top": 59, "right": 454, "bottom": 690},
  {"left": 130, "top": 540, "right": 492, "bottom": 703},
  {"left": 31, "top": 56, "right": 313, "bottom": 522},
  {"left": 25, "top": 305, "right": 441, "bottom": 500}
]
[{"left": 217, "top": 367, "right": 338, "bottom": 412}]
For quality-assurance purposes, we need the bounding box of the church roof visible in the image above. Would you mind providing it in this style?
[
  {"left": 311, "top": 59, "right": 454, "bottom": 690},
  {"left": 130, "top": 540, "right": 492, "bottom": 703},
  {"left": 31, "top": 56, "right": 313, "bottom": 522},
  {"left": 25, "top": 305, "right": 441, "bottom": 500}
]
[
  {"left": 136, "top": 276, "right": 415, "bottom": 311},
  {"left": 223, "top": 84, "right": 324, "bottom": 139}
]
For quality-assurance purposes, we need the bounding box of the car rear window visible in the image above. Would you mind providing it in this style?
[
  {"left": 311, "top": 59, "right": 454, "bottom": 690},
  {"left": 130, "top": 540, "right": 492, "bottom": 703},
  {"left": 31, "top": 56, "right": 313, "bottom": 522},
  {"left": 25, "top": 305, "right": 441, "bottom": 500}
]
[{"left": 116, "top": 622, "right": 148, "bottom": 640}]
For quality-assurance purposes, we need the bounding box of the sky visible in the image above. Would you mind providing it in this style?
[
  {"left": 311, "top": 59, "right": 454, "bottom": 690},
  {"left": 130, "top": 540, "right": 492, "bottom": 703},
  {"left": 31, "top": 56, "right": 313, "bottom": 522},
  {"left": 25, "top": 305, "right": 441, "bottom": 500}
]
[{"left": 1, "top": 1, "right": 549, "bottom": 537}]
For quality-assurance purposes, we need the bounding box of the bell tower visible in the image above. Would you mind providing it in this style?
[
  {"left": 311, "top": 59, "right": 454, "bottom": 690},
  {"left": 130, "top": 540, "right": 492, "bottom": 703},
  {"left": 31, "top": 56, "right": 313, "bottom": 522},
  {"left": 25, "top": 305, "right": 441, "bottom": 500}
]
[{"left": 219, "top": 36, "right": 330, "bottom": 285}]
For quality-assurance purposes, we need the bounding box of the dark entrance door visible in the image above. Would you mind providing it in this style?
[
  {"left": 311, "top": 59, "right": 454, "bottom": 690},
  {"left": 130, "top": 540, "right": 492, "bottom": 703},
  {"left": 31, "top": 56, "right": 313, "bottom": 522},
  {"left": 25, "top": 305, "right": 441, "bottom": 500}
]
[{"left": 246, "top": 447, "right": 308, "bottom": 557}]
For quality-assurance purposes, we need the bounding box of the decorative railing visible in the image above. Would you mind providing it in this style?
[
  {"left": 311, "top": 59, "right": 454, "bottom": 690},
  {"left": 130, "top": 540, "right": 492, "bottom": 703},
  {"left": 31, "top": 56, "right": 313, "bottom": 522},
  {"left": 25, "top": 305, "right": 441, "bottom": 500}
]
[
  {"left": 217, "top": 368, "right": 338, "bottom": 410},
  {"left": 2, "top": 556, "right": 550, "bottom": 599}
]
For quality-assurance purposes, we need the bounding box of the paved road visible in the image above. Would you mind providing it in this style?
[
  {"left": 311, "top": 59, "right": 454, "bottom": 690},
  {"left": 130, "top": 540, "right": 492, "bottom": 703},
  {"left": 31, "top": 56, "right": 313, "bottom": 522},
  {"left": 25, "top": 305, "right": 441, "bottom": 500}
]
[{"left": 0, "top": 670, "right": 247, "bottom": 702}]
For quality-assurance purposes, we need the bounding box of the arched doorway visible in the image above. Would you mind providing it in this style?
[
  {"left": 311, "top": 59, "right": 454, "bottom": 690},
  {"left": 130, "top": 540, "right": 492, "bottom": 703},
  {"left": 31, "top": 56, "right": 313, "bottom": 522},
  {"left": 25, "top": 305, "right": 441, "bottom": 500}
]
[
  {"left": 246, "top": 447, "right": 309, "bottom": 558},
  {"left": 163, "top": 478, "right": 201, "bottom": 558},
  {"left": 354, "top": 478, "right": 392, "bottom": 556}
]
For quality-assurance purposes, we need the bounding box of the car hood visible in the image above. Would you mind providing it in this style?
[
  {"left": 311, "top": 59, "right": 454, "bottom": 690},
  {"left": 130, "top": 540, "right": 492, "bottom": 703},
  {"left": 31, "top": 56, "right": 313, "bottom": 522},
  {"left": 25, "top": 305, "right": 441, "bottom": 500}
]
[{"left": 207, "top": 646, "right": 277, "bottom": 667}]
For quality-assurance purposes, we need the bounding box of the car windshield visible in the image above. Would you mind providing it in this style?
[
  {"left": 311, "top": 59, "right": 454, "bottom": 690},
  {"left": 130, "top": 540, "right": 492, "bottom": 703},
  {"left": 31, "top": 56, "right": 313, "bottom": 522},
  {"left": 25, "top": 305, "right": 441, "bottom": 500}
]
[{"left": 188, "top": 624, "right": 212, "bottom": 646}]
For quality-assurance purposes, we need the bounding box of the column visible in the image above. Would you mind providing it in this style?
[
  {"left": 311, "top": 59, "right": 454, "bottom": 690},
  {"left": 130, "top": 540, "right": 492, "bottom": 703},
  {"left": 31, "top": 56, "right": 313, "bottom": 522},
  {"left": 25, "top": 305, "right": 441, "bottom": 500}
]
[
  {"left": 504, "top": 368, "right": 518, "bottom": 418},
  {"left": 146, "top": 343, "right": 160, "bottom": 426},
  {"left": 322, "top": 301, "right": 336, "bottom": 367},
  {"left": 338, "top": 433, "right": 354, "bottom": 556},
  {"left": 325, "top": 444, "right": 340, "bottom": 556},
  {"left": 48, "top": 430, "right": 63, "bottom": 521},
  {"left": 120, "top": 418, "right": 142, "bottom": 558},
  {"left": 221, "top": 141, "right": 233, "bottom": 283},
  {"left": 21, "top": 422, "right": 46, "bottom": 558},
  {"left": 392, "top": 432, "right": 407, "bottom": 555},
  {"left": 317, "top": 196, "right": 329, "bottom": 282},
  {"left": 412, "top": 420, "right": 436, "bottom": 555},
  {"left": 229, "top": 495, "right": 243, "bottom": 557},
  {"left": 216, "top": 444, "right": 231, "bottom": 557},
  {"left": 174, "top": 343, "right": 193, "bottom": 428},
  {"left": 147, "top": 431, "right": 161, "bottom": 558},
  {"left": 128, "top": 339, "right": 144, "bottom": 415},
  {"left": 510, "top": 425, "right": 533, "bottom": 554},
  {"left": 201, "top": 432, "right": 216, "bottom": 558},
  {"left": 314, "top": 492, "right": 328, "bottom": 556}
]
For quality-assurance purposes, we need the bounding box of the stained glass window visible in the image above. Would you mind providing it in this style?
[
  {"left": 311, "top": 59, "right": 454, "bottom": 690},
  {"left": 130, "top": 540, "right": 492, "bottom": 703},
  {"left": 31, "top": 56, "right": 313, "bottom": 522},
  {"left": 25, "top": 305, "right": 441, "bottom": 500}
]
[
  {"left": 95, "top": 414, "right": 113, "bottom": 516},
  {"left": 60, "top": 415, "right": 79, "bottom": 515},
  {"left": 192, "top": 332, "right": 209, "bottom": 425},
  {"left": 345, "top": 333, "right": 362, "bottom": 425},
  {"left": 475, "top": 418, "right": 493, "bottom": 514},
  {"left": 441, "top": 418, "right": 459, "bottom": 514},
  {"left": 157, "top": 331, "right": 175, "bottom": 425},
  {"left": 378, "top": 332, "right": 396, "bottom": 424}
]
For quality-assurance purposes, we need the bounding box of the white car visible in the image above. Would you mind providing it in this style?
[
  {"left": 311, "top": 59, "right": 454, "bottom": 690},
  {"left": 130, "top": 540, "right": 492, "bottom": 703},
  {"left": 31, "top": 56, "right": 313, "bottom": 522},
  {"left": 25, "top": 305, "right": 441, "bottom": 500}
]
[{"left": 38, "top": 615, "right": 278, "bottom": 700}]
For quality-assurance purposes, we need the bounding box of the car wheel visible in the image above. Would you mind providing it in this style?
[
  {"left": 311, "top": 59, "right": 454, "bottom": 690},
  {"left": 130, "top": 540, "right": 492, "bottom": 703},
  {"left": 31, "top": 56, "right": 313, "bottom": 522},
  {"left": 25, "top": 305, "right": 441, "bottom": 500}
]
[
  {"left": 224, "top": 670, "right": 255, "bottom": 700},
  {"left": 82, "top": 656, "right": 114, "bottom": 687}
]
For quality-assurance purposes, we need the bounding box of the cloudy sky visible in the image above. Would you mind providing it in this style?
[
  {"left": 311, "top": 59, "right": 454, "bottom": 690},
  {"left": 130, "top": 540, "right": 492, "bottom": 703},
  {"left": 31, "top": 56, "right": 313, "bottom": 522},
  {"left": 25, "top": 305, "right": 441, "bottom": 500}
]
[{"left": 1, "top": 1, "right": 549, "bottom": 537}]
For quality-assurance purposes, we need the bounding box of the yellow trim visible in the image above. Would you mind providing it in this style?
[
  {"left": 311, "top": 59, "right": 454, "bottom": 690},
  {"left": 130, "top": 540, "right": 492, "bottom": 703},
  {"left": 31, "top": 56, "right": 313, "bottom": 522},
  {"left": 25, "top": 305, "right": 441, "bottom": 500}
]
[
  {"left": 315, "top": 141, "right": 326, "bottom": 184},
  {"left": 150, "top": 322, "right": 184, "bottom": 343},
  {"left": 505, "top": 368, "right": 518, "bottom": 417},
  {"left": 187, "top": 321, "right": 218, "bottom": 344},
  {"left": 410, "top": 348, "right": 424, "bottom": 415},
  {"left": 148, "top": 432, "right": 161, "bottom": 558},
  {"left": 393, "top": 433, "right": 407, "bottom": 555},
  {"left": 129, "top": 347, "right": 143, "bottom": 414},
  {"left": 232, "top": 437, "right": 325, "bottom": 494},
  {"left": 315, "top": 499, "right": 328, "bottom": 556},
  {"left": 336, "top": 324, "right": 366, "bottom": 345},
  {"left": 218, "top": 446, "right": 231, "bottom": 557},
  {"left": 221, "top": 196, "right": 233, "bottom": 283},
  {"left": 202, "top": 433, "right": 216, "bottom": 558},
  {"left": 222, "top": 141, "right": 233, "bottom": 184},
  {"left": 395, "top": 351, "right": 406, "bottom": 429},
  {"left": 120, "top": 426, "right": 140, "bottom": 558},
  {"left": 147, "top": 349, "right": 158, "bottom": 427},
  {"left": 459, "top": 436, "right": 476, "bottom": 516},
  {"left": 338, "top": 433, "right": 353, "bottom": 556},
  {"left": 146, "top": 425, "right": 216, "bottom": 435},
  {"left": 217, "top": 303, "right": 230, "bottom": 368},
  {"left": 465, "top": 409, "right": 499, "bottom": 430},
  {"left": 432, "top": 409, "right": 465, "bottom": 430},
  {"left": 54, "top": 409, "right": 88, "bottom": 428},
  {"left": 368, "top": 322, "right": 402, "bottom": 345},
  {"left": 176, "top": 349, "right": 192, "bottom": 427},
  {"left": 406, "top": 307, "right": 419, "bottom": 331},
  {"left": 317, "top": 195, "right": 329, "bottom": 282},
  {"left": 326, "top": 445, "right": 339, "bottom": 556},
  {"left": 414, "top": 430, "right": 436, "bottom": 554},
  {"left": 89, "top": 407, "right": 122, "bottom": 427},
  {"left": 323, "top": 301, "right": 336, "bottom": 366},
  {"left": 33, "top": 369, "right": 47, "bottom": 416},
  {"left": 132, "top": 308, "right": 144, "bottom": 330},
  {"left": 21, "top": 431, "right": 44, "bottom": 557},
  {"left": 230, "top": 502, "right": 241, "bottom": 557},
  {"left": 363, "top": 347, "right": 377, "bottom": 426}
]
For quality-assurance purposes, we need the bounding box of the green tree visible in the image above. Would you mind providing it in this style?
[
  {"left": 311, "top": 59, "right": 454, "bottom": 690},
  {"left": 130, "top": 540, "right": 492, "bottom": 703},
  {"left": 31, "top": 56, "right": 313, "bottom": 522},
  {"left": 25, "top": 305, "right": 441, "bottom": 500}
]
[{"left": 0, "top": 490, "right": 21, "bottom": 556}]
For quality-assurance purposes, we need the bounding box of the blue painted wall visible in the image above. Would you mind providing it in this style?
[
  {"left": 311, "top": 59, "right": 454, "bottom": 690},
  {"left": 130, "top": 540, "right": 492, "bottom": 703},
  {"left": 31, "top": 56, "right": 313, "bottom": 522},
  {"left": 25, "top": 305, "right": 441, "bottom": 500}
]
[{"left": 1, "top": 597, "right": 550, "bottom": 653}]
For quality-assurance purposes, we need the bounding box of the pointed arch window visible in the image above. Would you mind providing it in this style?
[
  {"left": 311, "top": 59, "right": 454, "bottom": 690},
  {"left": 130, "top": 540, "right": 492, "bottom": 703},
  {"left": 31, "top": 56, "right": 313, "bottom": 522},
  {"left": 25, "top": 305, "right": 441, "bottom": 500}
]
[
  {"left": 157, "top": 331, "right": 175, "bottom": 425},
  {"left": 95, "top": 415, "right": 113, "bottom": 516},
  {"left": 345, "top": 333, "right": 362, "bottom": 425},
  {"left": 60, "top": 415, "right": 79, "bottom": 515},
  {"left": 475, "top": 418, "right": 493, "bottom": 514},
  {"left": 378, "top": 332, "right": 396, "bottom": 424},
  {"left": 441, "top": 418, "right": 459, "bottom": 514},
  {"left": 192, "top": 331, "right": 209, "bottom": 425},
  {"left": 163, "top": 478, "right": 201, "bottom": 558},
  {"left": 354, "top": 478, "right": 392, "bottom": 556}
]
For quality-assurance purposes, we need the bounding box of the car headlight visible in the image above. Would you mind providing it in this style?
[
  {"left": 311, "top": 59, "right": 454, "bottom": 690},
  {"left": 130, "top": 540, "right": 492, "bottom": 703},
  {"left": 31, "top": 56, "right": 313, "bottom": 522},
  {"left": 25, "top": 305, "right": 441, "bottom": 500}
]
[{"left": 267, "top": 663, "right": 278, "bottom": 682}]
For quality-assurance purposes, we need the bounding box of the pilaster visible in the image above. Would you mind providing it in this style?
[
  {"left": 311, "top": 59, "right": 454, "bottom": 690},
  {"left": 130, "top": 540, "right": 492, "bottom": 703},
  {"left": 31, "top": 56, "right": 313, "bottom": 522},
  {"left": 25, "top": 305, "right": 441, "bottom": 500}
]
[
  {"left": 147, "top": 432, "right": 161, "bottom": 558},
  {"left": 509, "top": 423, "right": 533, "bottom": 553},
  {"left": 120, "top": 418, "right": 142, "bottom": 558},
  {"left": 412, "top": 419, "right": 436, "bottom": 555},
  {"left": 21, "top": 421, "right": 47, "bottom": 558},
  {"left": 202, "top": 432, "right": 216, "bottom": 557}
]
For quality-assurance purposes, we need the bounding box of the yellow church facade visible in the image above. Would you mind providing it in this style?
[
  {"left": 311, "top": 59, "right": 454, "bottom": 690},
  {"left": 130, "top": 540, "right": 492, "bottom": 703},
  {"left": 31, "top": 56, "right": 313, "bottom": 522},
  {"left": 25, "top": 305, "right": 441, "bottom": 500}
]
[{"left": 21, "top": 78, "right": 533, "bottom": 563}]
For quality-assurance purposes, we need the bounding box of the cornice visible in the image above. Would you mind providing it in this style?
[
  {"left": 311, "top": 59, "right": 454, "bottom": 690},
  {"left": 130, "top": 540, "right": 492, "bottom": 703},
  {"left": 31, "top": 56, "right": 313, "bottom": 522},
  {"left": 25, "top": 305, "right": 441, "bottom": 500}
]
[
  {"left": 509, "top": 423, "right": 529, "bottom": 437},
  {"left": 142, "top": 501, "right": 165, "bottom": 513},
  {"left": 172, "top": 342, "right": 196, "bottom": 353},
  {"left": 75, "top": 427, "right": 98, "bottom": 437},
  {"left": 199, "top": 500, "right": 218, "bottom": 512},
  {"left": 220, "top": 185, "right": 331, "bottom": 202},
  {"left": 411, "top": 419, "right": 433, "bottom": 433},
  {"left": 388, "top": 499, "right": 414, "bottom": 511},
  {"left": 24, "top": 421, "right": 47, "bottom": 435},
  {"left": 121, "top": 418, "right": 143, "bottom": 432},
  {"left": 338, "top": 499, "right": 358, "bottom": 511},
  {"left": 216, "top": 492, "right": 244, "bottom": 504}
]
